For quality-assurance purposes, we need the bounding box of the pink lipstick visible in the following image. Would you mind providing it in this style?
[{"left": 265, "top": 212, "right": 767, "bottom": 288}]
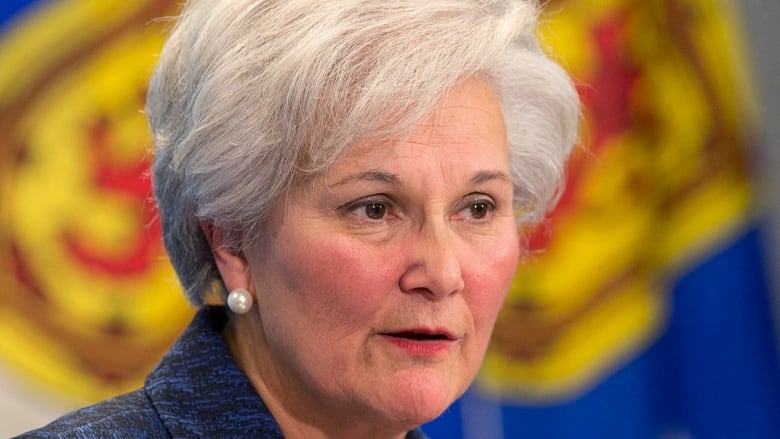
[{"left": 380, "top": 328, "right": 457, "bottom": 356}]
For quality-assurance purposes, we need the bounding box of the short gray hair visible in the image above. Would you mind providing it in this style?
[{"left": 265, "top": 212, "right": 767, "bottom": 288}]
[{"left": 147, "top": 0, "right": 580, "bottom": 305}]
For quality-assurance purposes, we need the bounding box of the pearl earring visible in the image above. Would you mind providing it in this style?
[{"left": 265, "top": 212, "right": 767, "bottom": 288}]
[{"left": 226, "top": 288, "right": 253, "bottom": 314}]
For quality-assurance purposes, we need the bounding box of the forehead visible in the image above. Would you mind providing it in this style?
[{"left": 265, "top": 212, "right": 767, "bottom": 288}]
[{"left": 330, "top": 77, "right": 508, "bottom": 177}]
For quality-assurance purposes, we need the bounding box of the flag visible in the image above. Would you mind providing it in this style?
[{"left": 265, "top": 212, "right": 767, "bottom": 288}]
[
  {"left": 1, "top": 1, "right": 778, "bottom": 438},
  {"left": 0, "top": 0, "right": 192, "bottom": 412},
  {"left": 424, "top": 0, "right": 780, "bottom": 437}
]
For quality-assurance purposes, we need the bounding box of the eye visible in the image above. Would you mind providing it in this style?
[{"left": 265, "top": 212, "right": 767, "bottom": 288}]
[
  {"left": 468, "top": 201, "right": 491, "bottom": 219},
  {"left": 363, "top": 202, "right": 387, "bottom": 220},
  {"left": 459, "top": 195, "right": 496, "bottom": 221},
  {"left": 342, "top": 197, "right": 396, "bottom": 222}
]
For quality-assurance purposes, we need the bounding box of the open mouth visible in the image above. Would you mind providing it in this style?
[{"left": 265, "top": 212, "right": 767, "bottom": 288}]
[{"left": 383, "top": 331, "right": 454, "bottom": 341}]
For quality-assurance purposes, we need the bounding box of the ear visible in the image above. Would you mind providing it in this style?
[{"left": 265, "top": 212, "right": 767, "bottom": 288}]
[{"left": 200, "top": 221, "right": 252, "bottom": 293}]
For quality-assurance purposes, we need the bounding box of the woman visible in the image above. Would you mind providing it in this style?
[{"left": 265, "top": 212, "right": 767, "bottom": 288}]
[{"left": 20, "top": 0, "right": 578, "bottom": 437}]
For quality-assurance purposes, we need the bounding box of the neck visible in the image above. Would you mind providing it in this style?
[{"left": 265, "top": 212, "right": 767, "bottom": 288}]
[{"left": 222, "top": 316, "right": 411, "bottom": 439}]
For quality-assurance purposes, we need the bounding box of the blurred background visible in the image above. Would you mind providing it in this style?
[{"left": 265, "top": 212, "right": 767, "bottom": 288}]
[{"left": 1, "top": 0, "right": 778, "bottom": 437}]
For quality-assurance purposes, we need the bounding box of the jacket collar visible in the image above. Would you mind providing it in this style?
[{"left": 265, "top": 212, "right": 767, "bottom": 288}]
[
  {"left": 145, "top": 306, "right": 428, "bottom": 439},
  {"left": 145, "top": 306, "right": 284, "bottom": 438}
]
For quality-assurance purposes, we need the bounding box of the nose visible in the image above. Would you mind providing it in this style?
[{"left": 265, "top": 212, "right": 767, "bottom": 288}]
[{"left": 399, "top": 219, "right": 465, "bottom": 299}]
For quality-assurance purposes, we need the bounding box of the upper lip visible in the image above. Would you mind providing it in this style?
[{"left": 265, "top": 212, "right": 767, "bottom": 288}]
[{"left": 380, "top": 327, "right": 458, "bottom": 341}]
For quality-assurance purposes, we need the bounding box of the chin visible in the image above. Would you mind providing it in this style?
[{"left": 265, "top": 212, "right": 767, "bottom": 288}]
[{"left": 375, "top": 368, "right": 466, "bottom": 429}]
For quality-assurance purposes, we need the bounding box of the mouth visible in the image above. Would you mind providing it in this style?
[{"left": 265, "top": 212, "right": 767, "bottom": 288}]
[
  {"left": 379, "top": 328, "right": 457, "bottom": 356},
  {"left": 381, "top": 329, "right": 456, "bottom": 342}
]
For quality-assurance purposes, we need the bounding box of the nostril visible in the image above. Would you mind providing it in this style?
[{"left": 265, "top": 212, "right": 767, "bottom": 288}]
[{"left": 398, "top": 265, "right": 464, "bottom": 299}]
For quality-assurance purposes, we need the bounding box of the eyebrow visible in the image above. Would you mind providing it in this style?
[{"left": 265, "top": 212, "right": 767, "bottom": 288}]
[
  {"left": 330, "top": 170, "right": 402, "bottom": 187},
  {"left": 471, "top": 170, "right": 512, "bottom": 185},
  {"left": 331, "top": 169, "right": 511, "bottom": 187}
]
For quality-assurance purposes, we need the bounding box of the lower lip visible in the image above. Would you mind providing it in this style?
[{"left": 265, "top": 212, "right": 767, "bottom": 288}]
[{"left": 380, "top": 335, "right": 456, "bottom": 356}]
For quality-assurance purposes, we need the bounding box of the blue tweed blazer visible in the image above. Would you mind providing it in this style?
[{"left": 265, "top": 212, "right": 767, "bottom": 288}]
[{"left": 18, "top": 307, "right": 428, "bottom": 438}]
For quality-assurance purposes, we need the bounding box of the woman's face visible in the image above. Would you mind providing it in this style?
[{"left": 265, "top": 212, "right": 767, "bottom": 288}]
[{"left": 242, "top": 77, "right": 519, "bottom": 434}]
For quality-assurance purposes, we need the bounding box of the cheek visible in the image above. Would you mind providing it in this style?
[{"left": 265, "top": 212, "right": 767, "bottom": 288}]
[
  {"left": 278, "top": 236, "right": 400, "bottom": 328},
  {"left": 465, "top": 229, "right": 520, "bottom": 332}
]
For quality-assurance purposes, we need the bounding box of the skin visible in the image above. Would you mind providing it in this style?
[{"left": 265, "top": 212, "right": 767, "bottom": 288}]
[{"left": 209, "top": 77, "right": 521, "bottom": 439}]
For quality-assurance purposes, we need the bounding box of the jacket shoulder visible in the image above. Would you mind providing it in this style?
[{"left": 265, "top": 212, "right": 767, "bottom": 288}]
[{"left": 14, "top": 389, "right": 168, "bottom": 439}]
